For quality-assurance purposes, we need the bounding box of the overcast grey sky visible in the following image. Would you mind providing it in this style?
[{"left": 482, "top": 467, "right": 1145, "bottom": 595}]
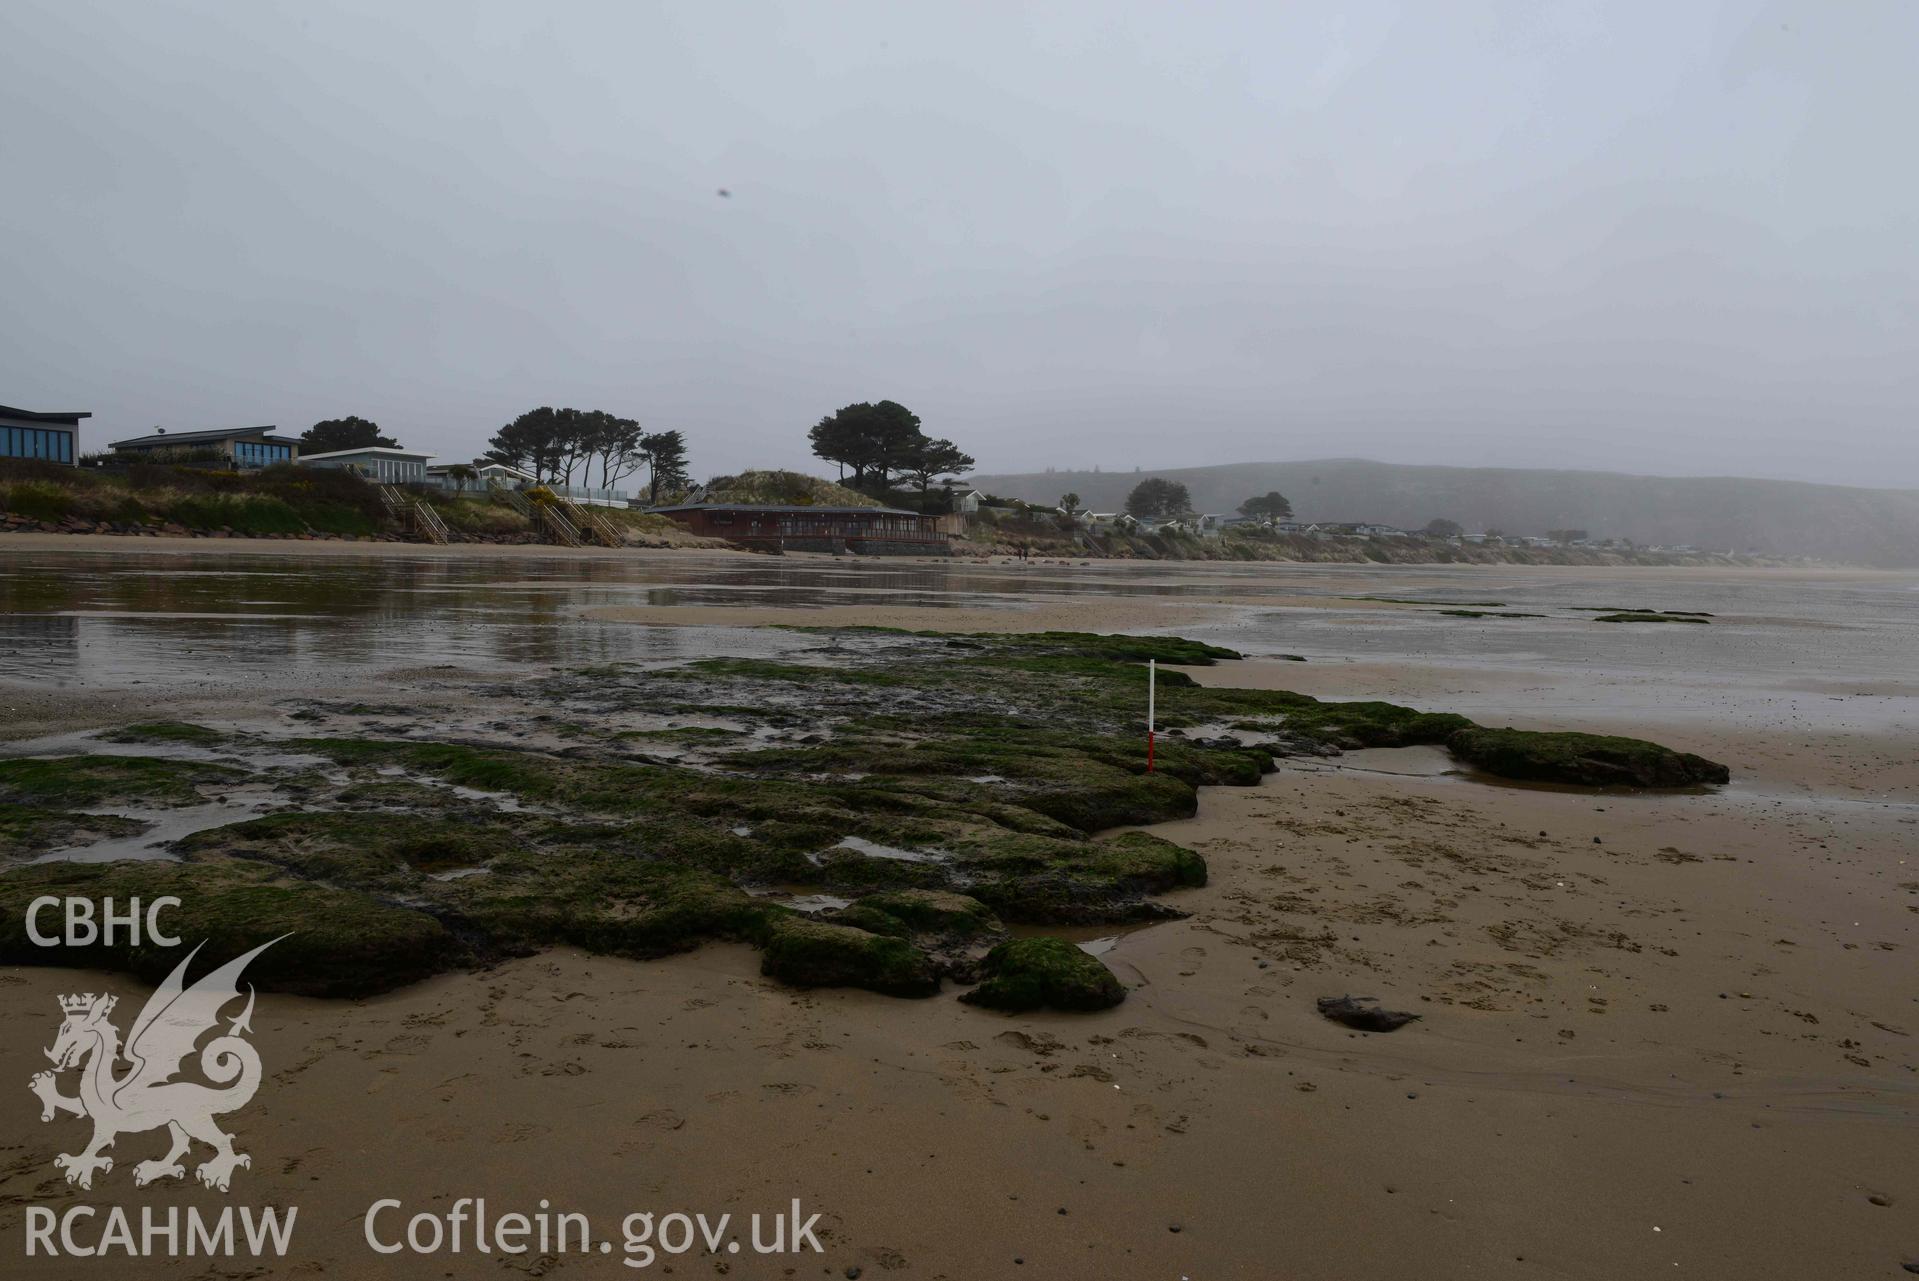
[{"left": 3, "top": 1, "right": 1913, "bottom": 487}]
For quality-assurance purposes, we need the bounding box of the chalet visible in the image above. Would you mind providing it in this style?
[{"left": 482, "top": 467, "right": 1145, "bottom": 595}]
[
  {"left": 298, "top": 445, "right": 435, "bottom": 484},
  {"left": 947, "top": 489, "right": 985, "bottom": 514},
  {"left": 109, "top": 425, "right": 292, "bottom": 468},
  {"left": 1155, "top": 514, "right": 1226, "bottom": 538},
  {"left": 427, "top": 461, "right": 536, "bottom": 493},
  {"left": 1, "top": 403, "right": 89, "bottom": 466},
  {"left": 1321, "top": 522, "right": 1408, "bottom": 538},
  {"left": 650, "top": 503, "right": 949, "bottom": 555}
]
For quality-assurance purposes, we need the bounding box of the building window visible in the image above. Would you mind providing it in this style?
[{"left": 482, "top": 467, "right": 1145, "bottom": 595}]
[
  {"left": 2, "top": 426, "right": 73, "bottom": 462},
  {"left": 234, "top": 440, "right": 292, "bottom": 468}
]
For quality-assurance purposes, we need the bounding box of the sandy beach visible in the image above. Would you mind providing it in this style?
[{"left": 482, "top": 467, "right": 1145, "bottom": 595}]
[{"left": 1, "top": 547, "right": 1914, "bottom": 1279}]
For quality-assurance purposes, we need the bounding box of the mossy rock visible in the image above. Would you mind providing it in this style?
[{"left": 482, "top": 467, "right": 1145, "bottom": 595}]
[
  {"left": 784, "top": 628, "right": 1240, "bottom": 667},
  {"left": 1073, "top": 830, "right": 1208, "bottom": 888},
  {"left": 0, "top": 755, "right": 248, "bottom": 807},
  {"left": 759, "top": 916, "right": 939, "bottom": 997},
  {"left": 1447, "top": 727, "right": 1730, "bottom": 787},
  {"left": 948, "top": 829, "right": 1206, "bottom": 924},
  {"left": 960, "top": 936, "right": 1125, "bottom": 1013},
  {"left": 829, "top": 904, "right": 916, "bottom": 938},
  {"left": 98, "top": 721, "right": 227, "bottom": 747},
  {"left": 290, "top": 739, "right": 566, "bottom": 799},
  {"left": 1592, "top": 612, "right": 1710, "bottom": 625},
  {"left": 0, "top": 807, "right": 147, "bottom": 861},
  {"left": 1016, "top": 769, "right": 1199, "bottom": 831},
  {"left": 177, "top": 811, "right": 514, "bottom": 891},
  {"left": 848, "top": 889, "right": 1002, "bottom": 938},
  {"left": 449, "top": 856, "right": 777, "bottom": 960},
  {"left": 680, "top": 658, "right": 906, "bottom": 687},
  {"left": 0, "top": 861, "right": 463, "bottom": 997}
]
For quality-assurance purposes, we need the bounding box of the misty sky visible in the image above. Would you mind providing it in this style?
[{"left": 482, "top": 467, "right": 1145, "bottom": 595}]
[{"left": 4, "top": 2, "right": 1914, "bottom": 488}]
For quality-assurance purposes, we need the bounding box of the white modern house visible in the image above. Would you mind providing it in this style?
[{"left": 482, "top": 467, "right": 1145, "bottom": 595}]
[
  {"left": 298, "top": 445, "right": 435, "bottom": 484},
  {"left": 426, "top": 460, "right": 535, "bottom": 492}
]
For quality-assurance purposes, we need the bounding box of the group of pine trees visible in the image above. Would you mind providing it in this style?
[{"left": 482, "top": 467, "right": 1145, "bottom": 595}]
[{"left": 302, "top": 395, "right": 979, "bottom": 511}]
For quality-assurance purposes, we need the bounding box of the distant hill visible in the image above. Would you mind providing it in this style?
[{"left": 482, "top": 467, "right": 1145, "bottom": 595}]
[{"left": 964, "top": 459, "right": 1919, "bottom": 566}]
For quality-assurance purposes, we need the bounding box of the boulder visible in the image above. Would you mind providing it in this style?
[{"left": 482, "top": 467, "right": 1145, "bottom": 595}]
[
  {"left": 759, "top": 916, "right": 939, "bottom": 998},
  {"left": 960, "top": 937, "right": 1124, "bottom": 1013},
  {"left": 1447, "top": 727, "right": 1729, "bottom": 788}
]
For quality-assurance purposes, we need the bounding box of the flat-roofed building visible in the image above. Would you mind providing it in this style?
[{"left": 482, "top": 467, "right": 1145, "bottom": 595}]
[
  {"left": 426, "top": 461, "right": 535, "bottom": 493},
  {"left": 297, "top": 445, "right": 435, "bottom": 484},
  {"left": 109, "top": 425, "right": 292, "bottom": 468},
  {"left": 1, "top": 404, "right": 89, "bottom": 465},
  {"left": 651, "top": 503, "right": 949, "bottom": 555}
]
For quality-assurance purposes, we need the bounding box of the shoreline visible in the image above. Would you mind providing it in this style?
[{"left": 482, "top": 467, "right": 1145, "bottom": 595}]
[
  {"left": 0, "top": 528, "right": 1868, "bottom": 569},
  {"left": 2, "top": 555, "right": 1914, "bottom": 1278}
]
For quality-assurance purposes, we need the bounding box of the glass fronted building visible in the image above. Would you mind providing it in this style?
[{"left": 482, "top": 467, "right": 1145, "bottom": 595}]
[
  {"left": 297, "top": 445, "right": 435, "bottom": 484},
  {"left": 0, "top": 404, "right": 89, "bottom": 465},
  {"left": 109, "top": 425, "right": 294, "bottom": 468},
  {"left": 234, "top": 439, "right": 294, "bottom": 467}
]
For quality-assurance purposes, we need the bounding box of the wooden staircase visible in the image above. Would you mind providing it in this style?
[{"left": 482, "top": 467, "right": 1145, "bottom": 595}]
[
  {"left": 489, "top": 477, "right": 575, "bottom": 544},
  {"left": 556, "top": 496, "right": 622, "bottom": 547},
  {"left": 379, "top": 485, "right": 450, "bottom": 545},
  {"left": 488, "top": 476, "right": 533, "bottom": 517},
  {"left": 487, "top": 477, "right": 618, "bottom": 548},
  {"left": 536, "top": 501, "right": 583, "bottom": 547}
]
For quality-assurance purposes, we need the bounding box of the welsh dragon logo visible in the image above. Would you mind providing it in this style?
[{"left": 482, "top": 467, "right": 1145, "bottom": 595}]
[{"left": 29, "top": 937, "right": 282, "bottom": 1193}]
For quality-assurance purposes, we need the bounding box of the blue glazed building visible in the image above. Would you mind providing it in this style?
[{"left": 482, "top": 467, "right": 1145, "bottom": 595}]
[{"left": 0, "top": 404, "right": 89, "bottom": 465}]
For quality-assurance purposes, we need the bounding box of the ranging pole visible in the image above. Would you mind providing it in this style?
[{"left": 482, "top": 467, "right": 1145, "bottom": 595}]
[{"left": 1147, "top": 658, "right": 1156, "bottom": 772}]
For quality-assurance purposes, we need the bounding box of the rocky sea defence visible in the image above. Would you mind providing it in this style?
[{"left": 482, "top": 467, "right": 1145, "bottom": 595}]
[{"left": 0, "top": 629, "right": 1729, "bottom": 1004}]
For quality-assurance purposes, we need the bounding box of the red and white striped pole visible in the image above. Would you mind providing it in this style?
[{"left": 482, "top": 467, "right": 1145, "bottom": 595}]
[{"left": 1146, "top": 658, "right": 1156, "bottom": 772}]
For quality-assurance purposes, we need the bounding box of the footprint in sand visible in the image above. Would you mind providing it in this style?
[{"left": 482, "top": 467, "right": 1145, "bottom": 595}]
[{"left": 994, "top": 1029, "right": 1063, "bottom": 1057}]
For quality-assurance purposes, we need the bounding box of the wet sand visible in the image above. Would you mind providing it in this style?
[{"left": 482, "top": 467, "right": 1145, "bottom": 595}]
[
  {"left": 2, "top": 553, "right": 1915, "bottom": 1277},
  {"left": 5, "top": 741, "right": 1912, "bottom": 1277}
]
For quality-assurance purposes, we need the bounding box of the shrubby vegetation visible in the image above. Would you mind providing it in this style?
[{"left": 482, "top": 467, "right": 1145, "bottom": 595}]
[{"left": 0, "top": 458, "right": 385, "bottom": 536}]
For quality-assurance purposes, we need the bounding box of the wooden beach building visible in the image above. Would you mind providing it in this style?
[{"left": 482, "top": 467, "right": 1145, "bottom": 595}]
[{"left": 649, "top": 503, "right": 949, "bottom": 555}]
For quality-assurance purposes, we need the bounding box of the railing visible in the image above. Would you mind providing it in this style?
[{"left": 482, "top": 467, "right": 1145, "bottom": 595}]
[
  {"left": 536, "top": 501, "right": 583, "bottom": 547},
  {"left": 557, "top": 496, "right": 622, "bottom": 547},
  {"left": 488, "top": 477, "right": 533, "bottom": 516},
  {"left": 487, "top": 477, "right": 616, "bottom": 547},
  {"left": 378, "top": 484, "right": 450, "bottom": 544},
  {"left": 545, "top": 483, "right": 630, "bottom": 506},
  {"left": 411, "top": 500, "right": 450, "bottom": 545}
]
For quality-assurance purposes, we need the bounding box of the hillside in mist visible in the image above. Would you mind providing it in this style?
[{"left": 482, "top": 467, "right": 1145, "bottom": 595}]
[{"left": 965, "top": 459, "right": 1919, "bottom": 566}]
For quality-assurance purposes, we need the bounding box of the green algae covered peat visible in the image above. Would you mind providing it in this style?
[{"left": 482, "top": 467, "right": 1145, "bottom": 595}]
[{"left": 0, "top": 630, "right": 1728, "bottom": 1005}]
